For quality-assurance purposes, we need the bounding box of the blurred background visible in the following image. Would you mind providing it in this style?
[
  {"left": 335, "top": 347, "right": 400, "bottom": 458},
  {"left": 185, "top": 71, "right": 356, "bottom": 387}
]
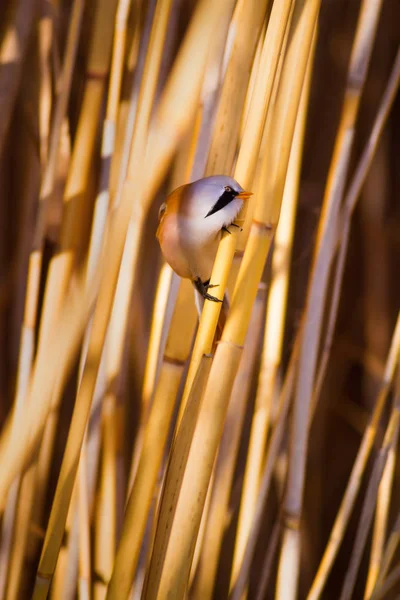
[{"left": 0, "top": 0, "right": 399, "bottom": 599}]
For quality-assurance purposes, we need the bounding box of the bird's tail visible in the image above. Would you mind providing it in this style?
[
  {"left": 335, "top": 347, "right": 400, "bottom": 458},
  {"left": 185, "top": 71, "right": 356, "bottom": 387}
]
[{"left": 194, "top": 289, "right": 229, "bottom": 348}]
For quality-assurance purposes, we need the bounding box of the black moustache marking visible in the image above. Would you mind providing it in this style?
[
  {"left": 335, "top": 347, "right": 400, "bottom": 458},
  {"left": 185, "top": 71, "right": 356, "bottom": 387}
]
[{"left": 205, "top": 189, "right": 238, "bottom": 218}]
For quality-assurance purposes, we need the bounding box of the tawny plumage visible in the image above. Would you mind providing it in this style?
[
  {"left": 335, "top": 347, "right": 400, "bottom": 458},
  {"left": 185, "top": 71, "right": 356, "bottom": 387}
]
[{"left": 156, "top": 175, "right": 252, "bottom": 302}]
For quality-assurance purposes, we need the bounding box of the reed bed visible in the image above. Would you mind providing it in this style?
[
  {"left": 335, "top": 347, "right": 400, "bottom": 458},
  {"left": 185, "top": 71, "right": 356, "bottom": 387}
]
[{"left": 0, "top": 1, "right": 399, "bottom": 599}]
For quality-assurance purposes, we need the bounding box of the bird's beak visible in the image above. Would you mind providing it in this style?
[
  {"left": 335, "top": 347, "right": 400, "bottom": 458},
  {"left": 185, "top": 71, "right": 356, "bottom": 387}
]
[{"left": 236, "top": 190, "right": 253, "bottom": 200}]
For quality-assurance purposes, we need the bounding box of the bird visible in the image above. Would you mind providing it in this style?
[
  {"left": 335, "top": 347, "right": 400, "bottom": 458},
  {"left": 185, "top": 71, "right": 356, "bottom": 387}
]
[{"left": 156, "top": 175, "right": 252, "bottom": 334}]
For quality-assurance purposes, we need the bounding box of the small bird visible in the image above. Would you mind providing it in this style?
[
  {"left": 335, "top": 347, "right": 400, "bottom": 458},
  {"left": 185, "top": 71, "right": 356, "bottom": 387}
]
[
  {"left": 156, "top": 175, "right": 252, "bottom": 306},
  {"left": 156, "top": 175, "right": 252, "bottom": 338}
]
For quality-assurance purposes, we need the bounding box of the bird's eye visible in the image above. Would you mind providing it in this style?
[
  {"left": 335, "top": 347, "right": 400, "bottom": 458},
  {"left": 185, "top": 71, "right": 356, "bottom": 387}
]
[{"left": 224, "top": 185, "right": 233, "bottom": 193}]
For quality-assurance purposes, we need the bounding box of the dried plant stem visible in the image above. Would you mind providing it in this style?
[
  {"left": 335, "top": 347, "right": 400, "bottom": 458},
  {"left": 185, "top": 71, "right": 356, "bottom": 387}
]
[
  {"left": 20, "top": 0, "right": 114, "bottom": 546},
  {"left": 78, "top": 447, "right": 91, "bottom": 600},
  {"left": 194, "top": 285, "right": 267, "bottom": 599},
  {"left": 307, "top": 313, "right": 400, "bottom": 600},
  {"left": 146, "top": 0, "right": 317, "bottom": 592},
  {"left": 312, "top": 44, "right": 400, "bottom": 418},
  {"left": 106, "top": 277, "right": 198, "bottom": 599},
  {"left": 205, "top": 0, "right": 269, "bottom": 176},
  {"left": 182, "top": 0, "right": 294, "bottom": 410},
  {"left": 339, "top": 385, "right": 400, "bottom": 600},
  {"left": 32, "top": 0, "right": 171, "bottom": 593},
  {"left": 143, "top": 352, "right": 219, "bottom": 600},
  {"left": 0, "top": 0, "right": 40, "bottom": 156},
  {"left": 279, "top": 1, "right": 383, "bottom": 596},
  {"left": 230, "top": 337, "right": 300, "bottom": 600},
  {"left": 365, "top": 383, "right": 400, "bottom": 597},
  {"left": 0, "top": 0, "right": 84, "bottom": 582},
  {"left": 230, "top": 26, "right": 316, "bottom": 594},
  {"left": 230, "top": 15, "right": 307, "bottom": 589},
  {"left": 140, "top": 263, "right": 176, "bottom": 417},
  {"left": 142, "top": 0, "right": 237, "bottom": 207},
  {"left": 370, "top": 512, "right": 400, "bottom": 599}
]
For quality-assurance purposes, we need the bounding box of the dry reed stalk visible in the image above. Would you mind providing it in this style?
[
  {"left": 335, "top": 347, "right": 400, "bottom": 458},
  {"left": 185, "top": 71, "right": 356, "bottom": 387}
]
[
  {"left": 230, "top": 336, "right": 301, "bottom": 600},
  {"left": 205, "top": 0, "right": 270, "bottom": 176},
  {"left": 230, "top": 15, "right": 307, "bottom": 589},
  {"left": 0, "top": 266, "right": 95, "bottom": 504},
  {"left": 0, "top": 0, "right": 40, "bottom": 156},
  {"left": 306, "top": 46, "right": 400, "bottom": 597},
  {"left": 127, "top": 113, "right": 203, "bottom": 491},
  {"left": 311, "top": 44, "right": 400, "bottom": 421},
  {"left": 78, "top": 1, "right": 133, "bottom": 595},
  {"left": 145, "top": 1, "right": 318, "bottom": 592},
  {"left": 31, "top": 0, "right": 170, "bottom": 595},
  {"left": 0, "top": 14, "right": 51, "bottom": 581},
  {"left": 142, "top": 0, "right": 238, "bottom": 208},
  {"left": 307, "top": 313, "right": 400, "bottom": 600},
  {"left": 0, "top": 1, "right": 84, "bottom": 580},
  {"left": 370, "top": 513, "right": 400, "bottom": 599},
  {"left": 339, "top": 382, "right": 400, "bottom": 600},
  {"left": 78, "top": 447, "right": 91, "bottom": 600},
  {"left": 20, "top": 0, "right": 116, "bottom": 548},
  {"left": 370, "top": 565, "right": 400, "bottom": 600},
  {"left": 193, "top": 284, "right": 267, "bottom": 600},
  {"left": 106, "top": 277, "right": 198, "bottom": 599},
  {"left": 139, "top": 263, "right": 176, "bottom": 417},
  {"left": 50, "top": 481, "right": 79, "bottom": 600},
  {"left": 51, "top": 363, "right": 106, "bottom": 600},
  {"left": 38, "top": 0, "right": 53, "bottom": 166},
  {"left": 229, "top": 28, "right": 315, "bottom": 598},
  {"left": 278, "top": 1, "right": 383, "bottom": 596},
  {"left": 367, "top": 408, "right": 399, "bottom": 599},
  {"left": 143, "top": 351, "right": 220, "bottom": 600},
  {"left": 182, "top": 0, "right": 294, "bottom": 410},
  {"left": 4, "top": 1, "right": 118, "bottom": 594},
  {"left": 0, "top": 0, "right": 228, "bottom": 506},
  {"left": 93, "top": 392, "right": 117, "bottom": 600}
]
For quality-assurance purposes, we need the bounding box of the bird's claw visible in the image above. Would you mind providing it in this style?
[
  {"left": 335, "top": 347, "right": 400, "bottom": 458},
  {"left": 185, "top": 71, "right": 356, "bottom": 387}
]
[
  {"left": 222, "top": 223, "right": 243, "bottom": 235},
  {"left": 194, "top": 278, "right": 222, "bottom": 303}
]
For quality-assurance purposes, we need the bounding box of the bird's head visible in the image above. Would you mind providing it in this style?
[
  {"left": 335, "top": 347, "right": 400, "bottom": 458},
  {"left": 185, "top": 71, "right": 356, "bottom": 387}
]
[{"left": 184, "top": 175, "right": 252, "bottom": 232}]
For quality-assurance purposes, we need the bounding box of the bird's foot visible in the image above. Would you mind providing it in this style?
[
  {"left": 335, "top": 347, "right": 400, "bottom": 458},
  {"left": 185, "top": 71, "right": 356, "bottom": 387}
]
[
  {"left": 221, "top": 222, "right": 243, "bottom": 235},
  {"left": 194, "top": 278, "right": 222, "bottom": 303}
]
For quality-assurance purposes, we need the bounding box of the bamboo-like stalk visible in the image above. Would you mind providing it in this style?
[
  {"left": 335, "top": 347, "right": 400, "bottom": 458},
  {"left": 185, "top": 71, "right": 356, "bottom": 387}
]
[
  {"left": 31, "top": 0, "right": 170, "bottom": 595},
  {"left": 193, "top": 284, "right": 267, "bottom": 599},
  {"left": 0, "top": 0, "right": 39, "bottom": 157},
  {"left": 107, "top": 350, "right": 211, "bottom": 599},
  {"left": 230, "top": 44, "right": 400, "bottom": 600},
  {"left": 50, "top": 482, "right": 79, "bottom": 600},
  {"left": 142, "top": 0, "right": 239, "bottom": 209},
  {"left": 0, "top": 14, "right": 52, "bottom": 582},
  {"left": 80, "top": 1, "right": 134, "bottom": 596},
  {"left": 0, "top": 0, "right": 83, "bottom": 582},
  {"left": 230, "top": 335, "right": 301, "bottom": 600},
  {"left": 140, "top": 263, "right": 176, "bottom": 416},
  {"left": 20, "top": 0, "right": 115, "bottom": 543},
  {"left": 78, "top": 446, "right": 91, "bottom": 600},
  {"left": 181, "top": 0, "right": 295, "bottom": 410},
  {"left": 230, "top": 14, "right": 307, "bottom": 589},
  {"left": 339, "top": 383, "right": 400, "bottom": 600},
  {"left": 5, "top": 1, "right": 118, "bottom": 594},
  {"left": 370, "top": 513, "right": 400, "bottom": 599},
  {"left": 307, "top": 312, "right": 400, "bottom": 600},
  {"left": 311, "top": 45, "right": 400, "bottom": 421},
  {"left": 370, "top": 565, "right": 400, "bottom": 600},
  {"left": 205, "top": 0, "right": 269, "bottom": 176},
  {"left": 278, "top": 1, "right": 383, "bottom": 596},
  {"left": 145, "top": 1, "right": 318, "bottom": 593},
  {"left": 0, "top": 0, "right": 227, "bottom": 500},
  {"left": 229, "top": 25, "right": 316, "bottom": 597}
]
